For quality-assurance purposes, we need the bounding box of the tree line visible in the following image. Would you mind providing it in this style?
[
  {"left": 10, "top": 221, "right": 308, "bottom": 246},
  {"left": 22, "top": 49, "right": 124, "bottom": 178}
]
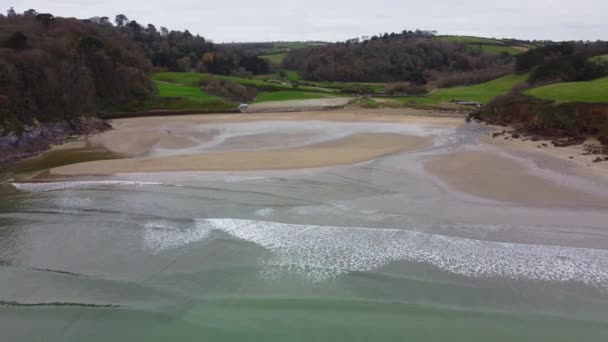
[
  {"left": 89, "top": 13, "right": 271, "bottom": 75},
  {"left": 0, "top": 8, "right": 154, "bottom": 134},
  {"left": 282, "top": 31, "right": 513, "bottom": 85},
  {"left": 0, "top": 8, "right": 272, "bottom": 134},
  {"left": 515, "top": 41, "right": 608, "bottom": 83}
]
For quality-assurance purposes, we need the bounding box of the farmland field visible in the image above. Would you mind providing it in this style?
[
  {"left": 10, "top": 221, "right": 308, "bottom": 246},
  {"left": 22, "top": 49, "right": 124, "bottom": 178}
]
[
  {"left": 386, "top": 74, "right": 528, "bottom": 104},
  {"left": 253, "top": 91, "right": 337, "bottom": 103},
  {"left": 525, "top": 77, "right": 608, "bottom": 103},
  {"left": 261, "top": 53, "right": 286, "bottom": 65},
  {"left": 436, "top": 36, "right": 527, "bottom": 55}
]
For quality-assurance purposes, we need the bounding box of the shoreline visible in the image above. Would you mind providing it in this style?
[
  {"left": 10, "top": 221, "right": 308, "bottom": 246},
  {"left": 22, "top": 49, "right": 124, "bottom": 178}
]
[
  {"left": 0, "top": 118, "right": 111, "bottom": 171},
  {"left": 42, "top": 108, "right": 463, "bottom": 176},
  {"left": 480, "top": 126, "right": 608, "bottom": 184},
  {"left": 5, "top": 108, "right": 608, "bottom": 209},
  {"left": 51, "top": 133, "right": 430, "bottom": 176}
]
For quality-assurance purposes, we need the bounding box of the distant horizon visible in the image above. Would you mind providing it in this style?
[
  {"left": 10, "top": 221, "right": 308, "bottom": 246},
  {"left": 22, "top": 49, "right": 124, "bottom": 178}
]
[{"left": 6, "top": 1, "right": 608, "bottom": 43}]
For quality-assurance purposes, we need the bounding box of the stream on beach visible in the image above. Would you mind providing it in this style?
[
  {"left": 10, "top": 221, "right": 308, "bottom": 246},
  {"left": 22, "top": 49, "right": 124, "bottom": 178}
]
[{"left": 1, "top": 119, "right": 608, "bottom": 341}]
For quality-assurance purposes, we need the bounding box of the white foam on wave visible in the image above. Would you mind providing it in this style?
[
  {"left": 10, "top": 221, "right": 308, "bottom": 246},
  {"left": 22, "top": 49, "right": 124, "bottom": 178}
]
[
  {"left": 11, "top": 181, "right": 165, "bottom": 192},
  {"left": 143, "top": 221, "right": 212, "bottom": 252},
  {"left": 255, "top": 208, "right": 276, "bottom": 218},
  {"left": 143, "top": 218, "right": 608, "bottom": 287}
]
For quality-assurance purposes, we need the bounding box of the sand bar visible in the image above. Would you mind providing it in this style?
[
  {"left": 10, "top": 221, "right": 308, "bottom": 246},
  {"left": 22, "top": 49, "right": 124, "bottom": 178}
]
[
  {"left": 51, "top": 133, "right": 429, "bottom": 175},
  {"left": 426, "top": 148, "right": 608, "bottom": 208}
]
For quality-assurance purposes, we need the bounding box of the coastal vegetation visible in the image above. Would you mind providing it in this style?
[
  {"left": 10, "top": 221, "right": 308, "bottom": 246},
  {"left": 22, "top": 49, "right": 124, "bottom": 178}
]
[
  {"left": 436, "top": 35, "right": 533, "bottom": 55},
  {"left": 385, "top": 74, "right": 528, "bottom": 105},
  {"left": 282, "top": 30, "right": 514, "bottom": 84},
  {"left": 525, "top": 77, "right": 608, "bottom": 103},
  {"left": 1, "top": 7, "right": 607, "bottom": 152},
  {"left": 0, "top": 9, "right": 154, "bottom": 134}
]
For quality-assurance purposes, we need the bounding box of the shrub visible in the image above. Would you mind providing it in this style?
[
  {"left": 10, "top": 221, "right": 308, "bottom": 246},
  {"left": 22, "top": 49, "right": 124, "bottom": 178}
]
[
  {"left": 201, "top": 77, "right": 257, "bottom": 102},
  {"left": 340, "top": 85, "right": 375, "bottom": 94},
  {"left": 386, "top": 83, "right": 427, "bottom": 95}
]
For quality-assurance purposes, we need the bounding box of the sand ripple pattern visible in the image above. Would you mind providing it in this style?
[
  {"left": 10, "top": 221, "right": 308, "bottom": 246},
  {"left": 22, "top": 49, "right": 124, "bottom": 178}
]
[{"left": 143, "top": 219, "right": 608, "bottom": 287}]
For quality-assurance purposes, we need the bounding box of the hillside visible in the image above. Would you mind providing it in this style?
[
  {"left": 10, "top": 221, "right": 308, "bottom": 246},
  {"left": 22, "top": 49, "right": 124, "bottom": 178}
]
[
  {"left": 0, "top": 11, "right": 154, "bottom": 134},
  {"left": 283, "top": 31, "right": 513, "bottom": 84},
  {"left": 436, "top": 36, "right": 533, "bottom": 55},
  {"left": 152, "top": 72, "right": 341, "bottom": 103},
  {"left": 383, "top": 74, "right": 528, "bottom": 105},
  {"left": 525, "top": 77, "right": 608, "bottom": 103}
]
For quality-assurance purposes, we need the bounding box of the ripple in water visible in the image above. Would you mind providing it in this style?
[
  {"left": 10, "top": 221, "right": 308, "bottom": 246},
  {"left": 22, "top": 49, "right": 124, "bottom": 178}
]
[{"left": 142, "top": 219, "right": 608, "bottom": 287}]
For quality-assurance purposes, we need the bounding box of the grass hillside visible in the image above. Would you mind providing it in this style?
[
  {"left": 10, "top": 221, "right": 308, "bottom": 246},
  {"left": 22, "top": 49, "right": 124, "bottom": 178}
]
[
  {"left": 260, "top": 53, "right": 286, "bottom": 65},
  {"left": 151, "top": 82, "right": 236, "bottom": 110},
  {"left": 153, "top": 72, "right": 343, "bottom": 104},
  {"left": 154, "top": 72, "right": 320, "bottom": 92},
  {"left": 437, "top": 36, "right": 529, "bottom": 55},
  {"left": 525, "top": 77, "right": 608, "bottom": 103},
  {"left": 254, "top": 91, "right": 336, "bottom": 103},
  {"left": 590, "top": 55, "right": 608, "bottom": 64},
  {"left": 387, "top": 74, "right": 528, "bottom": 105}
]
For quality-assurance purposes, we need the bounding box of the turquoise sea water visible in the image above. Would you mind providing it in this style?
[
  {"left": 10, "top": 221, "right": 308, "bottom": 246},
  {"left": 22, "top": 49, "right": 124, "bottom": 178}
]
[{"left": 1, "top": 121, "right": 608, "bottom": 341}]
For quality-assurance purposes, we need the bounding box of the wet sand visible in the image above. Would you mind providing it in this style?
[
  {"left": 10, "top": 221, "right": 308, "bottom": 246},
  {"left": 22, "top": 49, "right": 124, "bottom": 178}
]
[
  {"left": 52, "top": 133, "right": 429, "bottom": 175},
  {"left": 48, "top": 109, "right": 460, "bottom": 175},
  {"left": 425, "top": 148, "right": 608, "bottom": 208},
  {"left": 27, "top": 108, "right": 608, "bottom": 207}
]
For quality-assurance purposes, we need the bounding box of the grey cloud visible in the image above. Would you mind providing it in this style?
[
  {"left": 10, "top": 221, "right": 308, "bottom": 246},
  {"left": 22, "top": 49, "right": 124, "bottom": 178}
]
[{"left": 6, "top": 0, "right": 607, "bottom": 42}]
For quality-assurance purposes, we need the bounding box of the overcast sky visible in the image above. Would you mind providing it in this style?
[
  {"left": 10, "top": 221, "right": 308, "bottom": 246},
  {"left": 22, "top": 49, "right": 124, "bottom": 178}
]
[{"left": 5, "top": 0, "right": 607, "bottom": 42}]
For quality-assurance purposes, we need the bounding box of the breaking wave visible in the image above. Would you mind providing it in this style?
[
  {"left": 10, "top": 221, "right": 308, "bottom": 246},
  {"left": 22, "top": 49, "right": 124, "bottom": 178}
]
[
  {"left": 12, "top": 181, "right": 166, "bottom": 192},
  {"left": 142, "top": 218, "right": 608, "bottom": 287}
]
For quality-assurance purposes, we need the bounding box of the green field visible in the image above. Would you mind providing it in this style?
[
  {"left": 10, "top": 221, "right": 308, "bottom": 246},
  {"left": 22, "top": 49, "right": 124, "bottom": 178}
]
[
  {"left": 254, "top": 91, "right": 337, "bottom": 103},
  {"left": 152, "top": 72, "right": 341, "bottom": 105},
  {"left": 154, "top": 72, "right": 322, "bottom": 92},
  {"left": 152, "top": 71, "right": 532, "bottom": 108},
  {"left": 437, "top": 36, "right": 504, "bottom": 45},
  {"left": 478, "top": 45, "right": 523, "bottom": 55},
  {"left": 437, "top": 36, "right": 526, "bottom": 55},
  {"left": 152, "top": 81, "right": 235, "bottom": 110},
  {"left": 386, "top": 74, "right": 528, "bottom": 105},
  {"left": 260, "top": 53, "right": 286, "bottom": 65},
  {"left": 525, "top": 77, "right": 608, "bottom": 103},
  {"left": 590, "top": 55, "right": 608, "bottom": 63},
  {"left": 155, "top": 82, "right": 224, "bottom": 100}
]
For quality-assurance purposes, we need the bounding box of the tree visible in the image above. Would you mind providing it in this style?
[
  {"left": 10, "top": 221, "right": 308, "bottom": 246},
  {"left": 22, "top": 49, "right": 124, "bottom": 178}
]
[
  {"left": 100, "top": 16, "right": 110, "bottom": 25},
  {"left": 146, "top": 24, "right": 158, "bottom": 37},
  {"left": 35, "top": 14, "right": 55, "bottom": 26},
  {"left": 4, "top": 32, "right": 28, "bottom": 49},
  {"left": 24, "top": 9, "right": 38, "bottom": 17},
  {"left": 115, "top": 14, "right": 128, "bottom": 27},
  {"left": 160, "top": 27, "right": 169, "bottom": 37},
  {"left": 7, "top": 7, "right": 16, "bottom": 17}
]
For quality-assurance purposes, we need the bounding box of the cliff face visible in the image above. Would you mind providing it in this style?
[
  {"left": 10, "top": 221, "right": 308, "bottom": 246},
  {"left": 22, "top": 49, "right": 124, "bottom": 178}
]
[
  {"left": 0, "top": 118, "right": 111, "bottom": 170},
  {"left": 473, "top": 96, "right": 608, "bottom": 144}
]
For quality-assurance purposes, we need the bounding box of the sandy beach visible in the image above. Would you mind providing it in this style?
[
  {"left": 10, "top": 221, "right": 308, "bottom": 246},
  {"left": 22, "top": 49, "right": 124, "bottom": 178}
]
[
  {"left": 425, "top": 148, "right": 608, "bottom": 208},
  {"left": 11, "top": 108, "right": 605, "bottom": 207},
  {"left": 49, "top": 109, "right": 461, "bottom": 175},
  {"left": 51, "top": 133, "right": 429, "bottom": 175}
]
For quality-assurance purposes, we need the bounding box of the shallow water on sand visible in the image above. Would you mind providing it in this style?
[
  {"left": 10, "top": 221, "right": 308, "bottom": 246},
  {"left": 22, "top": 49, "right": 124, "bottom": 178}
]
[{"left": 2, "top": 121, "right": 608, "bottom": 341}]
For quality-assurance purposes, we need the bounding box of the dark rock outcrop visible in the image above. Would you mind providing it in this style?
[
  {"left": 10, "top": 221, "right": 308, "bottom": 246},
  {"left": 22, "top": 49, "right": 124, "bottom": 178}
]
[{"left": 0, "top": 118, "right": 111, "bottom": 170}]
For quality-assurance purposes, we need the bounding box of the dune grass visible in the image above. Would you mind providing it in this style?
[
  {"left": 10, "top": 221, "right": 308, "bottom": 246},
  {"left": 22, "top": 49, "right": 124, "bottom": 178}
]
[{"left": 525, "top": 77, "right": 608, "bottom": 103}]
